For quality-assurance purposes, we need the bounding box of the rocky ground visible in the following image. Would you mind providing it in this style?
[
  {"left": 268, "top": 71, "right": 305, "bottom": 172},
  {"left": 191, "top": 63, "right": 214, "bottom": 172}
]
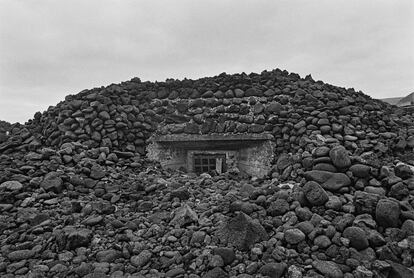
[
  {"left": 1, "top": 68, "right": 414, "bottom": 277},
  {"left": 1, "top": 139, "right": 414, "bottom": 278}
]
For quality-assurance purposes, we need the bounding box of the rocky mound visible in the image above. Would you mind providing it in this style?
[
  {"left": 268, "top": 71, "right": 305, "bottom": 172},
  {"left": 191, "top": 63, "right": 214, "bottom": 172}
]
[
  {"left": 396, "top": 92, "right": 414, "bottom": 107},
  {"left": 0, "top": 68, "right": 414, "bottom": 277}
]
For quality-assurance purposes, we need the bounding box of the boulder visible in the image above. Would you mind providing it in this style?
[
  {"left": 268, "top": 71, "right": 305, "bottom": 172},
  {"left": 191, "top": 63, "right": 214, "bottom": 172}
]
[
  {"left": 170, "top": 204, "right": 198, "bottom": 227},
  {"left": 349, "top": 164, "right": 371, "bottom": 178},
  {"left": 284, "top": 228, "right": 306, "bottom": 244},
  {"left": 267, "top": 198, "right": 289, "bottom": 216},
  {"left": 354, "top": 191, "right": 381, "bottom": 215},
  {"left": 329, "top": 146, "right": 351, "bottom": 169},
  {"left": 312, "top": 260, "right": 344, "bottom": 278},
  {"left": 202, "top": 267, "right": 229, "bottom": 278},
  {"left": 343, "top": 226, "right": 369, "bottom": 250},
  {"left": 66, "top": 228, "right": 93, "bottom": 250},
  {"left": 302, "top": 181, "right": 329, "bottom": 206},
  {"left": 0, "top": 180, "right": 23, "bottom": 191},
  {"left": 40, "top": 172, "right": 63, "bottom": 193},
  {"left": 216, "top": 212, "right": 268, "bottom": 251},
  {"left": 376, "top": 199, "right": 400, "bottom": 228},
  {"left": 130, "top": 250, "right": 152, "bottom": 268},
  {"left": 303, "top": 170, "right": 351, "bottom": 191},
  {"left": 258, "top": 262, "right": 287, "bottom": 278}
]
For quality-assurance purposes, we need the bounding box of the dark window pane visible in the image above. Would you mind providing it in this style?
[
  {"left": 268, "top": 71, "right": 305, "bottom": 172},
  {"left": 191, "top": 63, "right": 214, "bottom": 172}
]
[
  {"left": 202, "top": 159, "right": 208, "bottom": 164},
  {"left": 202, "top": 167, "right": 209, "bottom": 172},
  {"left": 195, "top": 158, "right": 201, "bottom": 165},
  {"left": 209, "top": 159, "right": 215, "bottom": 164}
]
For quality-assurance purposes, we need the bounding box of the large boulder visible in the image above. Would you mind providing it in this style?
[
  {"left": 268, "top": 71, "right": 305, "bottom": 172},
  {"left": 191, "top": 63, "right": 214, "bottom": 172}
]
[
  {"left": 216, "top": 212, "right": 268, "bottom": 251},
  {"left": 303, "top": 170, "right": 351, "bottom": 191}
]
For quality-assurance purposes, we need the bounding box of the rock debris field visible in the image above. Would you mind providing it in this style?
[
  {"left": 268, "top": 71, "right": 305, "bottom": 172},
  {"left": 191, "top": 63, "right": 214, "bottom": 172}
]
[{"left": 0, "top": 68, "right": 414, "bottom": 278}]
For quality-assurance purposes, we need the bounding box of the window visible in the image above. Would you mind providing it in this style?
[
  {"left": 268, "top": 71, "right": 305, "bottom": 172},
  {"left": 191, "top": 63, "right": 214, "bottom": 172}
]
[{"left": 193, "top": 154, "right": 226, "bottom": 174}]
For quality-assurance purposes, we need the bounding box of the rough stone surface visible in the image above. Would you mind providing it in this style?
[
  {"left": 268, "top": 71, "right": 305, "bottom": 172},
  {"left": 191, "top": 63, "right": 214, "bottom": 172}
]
[
  {"left": 216, "top": 212, "right": 268, "bottom": 251},
  {"left": 302, "top": 181, "right": 329, "bottom": 206},
  {"left": 376, "top": 198, "right": 400, "bottom": 228},
  {"left": 0, "top": 68, "right": 413, "bottom": 278}
]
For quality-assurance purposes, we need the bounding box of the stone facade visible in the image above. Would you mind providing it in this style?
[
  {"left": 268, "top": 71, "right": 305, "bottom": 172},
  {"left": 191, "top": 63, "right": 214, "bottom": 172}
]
[{"left": 147, "top": 133, "right": 275, "bottom": 177}]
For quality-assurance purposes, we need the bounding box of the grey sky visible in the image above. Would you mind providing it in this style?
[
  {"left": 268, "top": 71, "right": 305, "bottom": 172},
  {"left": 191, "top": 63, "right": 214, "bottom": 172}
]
[{"left": 1, "top": 0, "right": 413, "bottom": 123}]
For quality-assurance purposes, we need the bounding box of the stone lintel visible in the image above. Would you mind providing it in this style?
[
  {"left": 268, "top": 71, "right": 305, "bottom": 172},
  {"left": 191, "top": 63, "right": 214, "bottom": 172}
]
[
  {"left": 153, "top": 133, "right": 274, "bottom": 143},
  {"left": 151, "top": 133, "right": 274, "bottom": 149}
]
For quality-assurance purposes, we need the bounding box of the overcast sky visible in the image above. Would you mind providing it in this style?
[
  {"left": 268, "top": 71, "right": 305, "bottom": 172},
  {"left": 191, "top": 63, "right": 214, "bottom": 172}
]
[{"left": 0, "top": 0, "right": 413, "bottom": 123}]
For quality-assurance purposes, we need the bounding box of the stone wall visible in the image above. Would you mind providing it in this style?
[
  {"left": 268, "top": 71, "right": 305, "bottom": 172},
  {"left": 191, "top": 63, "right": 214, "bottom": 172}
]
[
  {"left": 239, "top": 141, "right": 275, "bottom": 177},
  {"left": 3, "top": 68, "right": 413, "bottom": 166}
]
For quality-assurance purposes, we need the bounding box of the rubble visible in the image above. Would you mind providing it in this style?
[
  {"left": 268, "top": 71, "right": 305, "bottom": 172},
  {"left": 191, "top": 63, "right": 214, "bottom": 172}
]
[{"left": 0, "top": 68, "right": 413, "bottom": 277}]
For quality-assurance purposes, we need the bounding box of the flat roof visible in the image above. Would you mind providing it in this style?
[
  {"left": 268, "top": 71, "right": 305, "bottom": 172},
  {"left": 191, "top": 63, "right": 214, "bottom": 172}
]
[
  {"left": 153, "top": 133, "right": 274, "bottom": 142},
  {"left": 151, "top": 133, "right": 274, "bottom": 149}
]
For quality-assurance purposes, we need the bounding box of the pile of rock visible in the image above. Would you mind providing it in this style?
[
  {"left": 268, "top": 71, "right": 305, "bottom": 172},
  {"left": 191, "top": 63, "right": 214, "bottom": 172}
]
[
  {"left": 7, "top": 69, "right": 412, "bottom": 158},
  {"left": 0, "top": 68, "right": 413, "bottom": 277}
]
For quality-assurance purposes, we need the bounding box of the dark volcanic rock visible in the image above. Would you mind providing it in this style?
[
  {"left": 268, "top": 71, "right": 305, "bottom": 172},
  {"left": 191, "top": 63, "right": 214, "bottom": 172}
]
[
  {"left": 349, "top": 164, "right": 371, "bottom": 178},
  {"left": 376, "top": 198, "right": 400, "bottom": 228},
  {"left": 329, "top": 146, "right": 351, "bottom": 169},
  {"left": 312, "top": 260, "right": 344, "bottom": 278},
  {"left": 343, "top": 226, "right": 369, "bottom": 250},
  {"left": 40, "top": 172, "right": 63, "bottom": 193},
  {"left": 66, "top": 228, "right": 93, "bottom": 250},
  {"left": 302, "top": 181, "right": 329, "bottom": 206},
  {"left": 303, "top": 170, "right": 351, "bottom": 191},
  {"left": 267, "top": 198, "right": 290, "bottom": 216},
  {"left": 259, "top": 262, "right": 287, "bottom": 278},
  {"left": 216, "top": 212, "right": 268, "bottom": 251}
]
